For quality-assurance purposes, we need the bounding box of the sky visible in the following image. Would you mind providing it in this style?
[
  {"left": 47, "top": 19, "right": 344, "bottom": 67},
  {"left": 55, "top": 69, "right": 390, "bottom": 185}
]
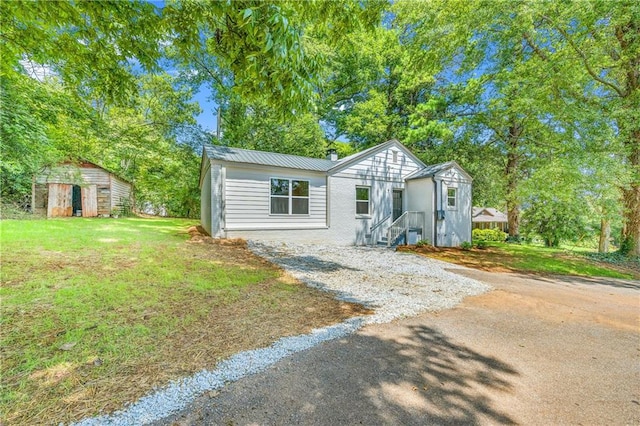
[{"left": 192, "top": 85, "right": 217, "bottom": 132}]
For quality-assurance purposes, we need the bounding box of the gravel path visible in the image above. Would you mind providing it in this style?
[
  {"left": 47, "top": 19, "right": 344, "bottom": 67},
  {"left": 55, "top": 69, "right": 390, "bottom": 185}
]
[
  {"left": 248, "top": 242, "right": 490, "bottom": 324},
  {"left": 75, "top": 243, "right": 489, "bottom": 426}
]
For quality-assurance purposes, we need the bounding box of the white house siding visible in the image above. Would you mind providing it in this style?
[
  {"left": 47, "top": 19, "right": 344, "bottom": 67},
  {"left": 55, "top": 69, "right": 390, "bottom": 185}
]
[
  {"left": 222, "top": 164, "right": 327, "bottom": 231},
  {"left": 328, "top": 146, "right": 422, "bottom": 245},
  {"left": 435, "top": 168, "right": 472, "bottom": 247},
  {"left": 406, "top": 177, "right": 435, "bottom": 244},
  {"left": 201, "top": 166, "right": 212, "bottom": 235},
  {"left": 326, "top": 176, "right": 403, "bottom": 245},
  {"left": 332, "top": 146, "right": 421, "bottom": 182},
  {"left": 210, "top": 164, "right": 224, "bottom": 237}
]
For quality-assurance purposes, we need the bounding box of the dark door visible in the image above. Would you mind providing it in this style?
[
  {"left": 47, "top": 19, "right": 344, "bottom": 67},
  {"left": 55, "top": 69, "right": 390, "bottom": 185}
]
[
  {"left": 72, "top": 185, "right": 82, "bottom": 215},
  {"left": 392, "top": 189, "right": 403, "bottom": 221}
]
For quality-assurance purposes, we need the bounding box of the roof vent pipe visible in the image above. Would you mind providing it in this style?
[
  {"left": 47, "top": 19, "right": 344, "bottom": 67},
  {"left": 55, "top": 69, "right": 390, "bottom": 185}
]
[{"left": 326, "top": 149, "right": 338, "bottom": 161}]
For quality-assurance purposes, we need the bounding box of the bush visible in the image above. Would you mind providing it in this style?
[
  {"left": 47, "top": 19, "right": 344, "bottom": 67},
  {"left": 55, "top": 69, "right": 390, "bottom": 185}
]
[
  {"left": 416, "top": 239, "right": 431, "bottom": 247},
  {"left": 460, "top": 241, "right": 473, "bottom": 250},
  {"left": 475, "top": 240, "right": 488, "bottom": 249},
  {"left": 505, "top": 235, "right": 523, "bottom": 244},
  {"left": 472, "top": 228, "right": 508, "bottom": 242}
]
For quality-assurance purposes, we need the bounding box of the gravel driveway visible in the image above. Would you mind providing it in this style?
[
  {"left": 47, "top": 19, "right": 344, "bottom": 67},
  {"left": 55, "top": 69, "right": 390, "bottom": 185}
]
[
  {"left": 159, "top": 269, "right": 640, "bottom": 426},
  {"left": 76, "top": 243, "right": 488, "bottom": 426},
  {"left": 248, "top": 242, "right": 490, "bottom": 324}
]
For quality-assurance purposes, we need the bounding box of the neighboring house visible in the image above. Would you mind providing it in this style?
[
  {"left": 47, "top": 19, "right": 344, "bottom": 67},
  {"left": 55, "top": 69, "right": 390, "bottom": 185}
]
[
  {"left": 33, "top": 161, "right": 132, "bottom": 217},
  {"left": 200, "top": 139, "right": 472, "bottom": 247},
  {"left": 472, "top": 207, "right": 508, "bottom": 232}
]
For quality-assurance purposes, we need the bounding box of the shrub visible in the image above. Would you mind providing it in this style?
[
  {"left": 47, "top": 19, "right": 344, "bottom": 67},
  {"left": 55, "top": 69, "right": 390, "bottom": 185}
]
[
  {"left": 472, "top": 228, "right": 508, "bottom": 242},
  {"left": 505, "top": 235, "right": 523, "bottom": 244},
  {"left": 475, "top": 240, "right": 488, "bottom": 249},
  {"left": 460, "top": 241, "right": 472, "bottom": 250},
  {"left": 416, "top": 239, "right": 430, "bottom": 247}
]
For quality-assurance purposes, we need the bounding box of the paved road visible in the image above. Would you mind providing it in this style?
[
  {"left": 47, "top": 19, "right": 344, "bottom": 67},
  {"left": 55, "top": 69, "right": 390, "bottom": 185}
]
[{"left": 157, "top": 270, "right": 640, "bottom": 425}]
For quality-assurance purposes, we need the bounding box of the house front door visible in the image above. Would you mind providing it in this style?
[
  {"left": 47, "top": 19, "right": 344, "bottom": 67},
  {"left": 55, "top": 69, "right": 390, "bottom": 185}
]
[{"left": 392, "top": 189, "right": 403, "bottom": 221}]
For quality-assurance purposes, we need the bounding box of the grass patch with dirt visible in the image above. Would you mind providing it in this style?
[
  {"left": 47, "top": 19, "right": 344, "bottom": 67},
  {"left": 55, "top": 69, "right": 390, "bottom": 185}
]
[
  {"left": 0, "top": 218, "right": 369, "bottom": 425},
  {"left": 399, "top": 242, "right": 639, "bottom": 280}
]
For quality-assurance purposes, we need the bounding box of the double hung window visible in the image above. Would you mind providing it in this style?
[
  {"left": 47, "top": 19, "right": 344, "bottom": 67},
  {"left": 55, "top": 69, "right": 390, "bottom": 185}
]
[
  {"left": 356, "top": 186, "right": 370, "bottom": 215},
  {"left": 447, "top": 187, "right": 457, "bottom": 209},
  {"left": 270, "top": 178, "right": 309, "bottom": 215}
]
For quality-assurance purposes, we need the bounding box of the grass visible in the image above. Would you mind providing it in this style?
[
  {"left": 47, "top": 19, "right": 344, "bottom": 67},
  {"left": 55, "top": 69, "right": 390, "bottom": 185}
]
[
  {"left": 400, "top": 242, "right": 639, "bottom": 280},
  {"left": 0, "top": 218, "right": 369, "bottom": 425}
]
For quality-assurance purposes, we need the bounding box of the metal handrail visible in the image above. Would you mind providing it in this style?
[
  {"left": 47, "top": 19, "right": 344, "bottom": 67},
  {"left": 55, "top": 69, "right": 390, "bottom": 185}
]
[
  {"left": 386, "top": 211, "right": 424, "bottom": 247},
  {"left": 370, "top": 213, "right": 392, "bottom": 233}
]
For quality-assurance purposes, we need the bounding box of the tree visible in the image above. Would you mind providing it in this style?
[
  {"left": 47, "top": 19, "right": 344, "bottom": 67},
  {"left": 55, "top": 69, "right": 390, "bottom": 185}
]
[
  {"left": 520, "top": 0, "right": 639, "bottom": 255},
  {"left": 520, "top": 159, "right": 589, "bottom": 247},
  {"left": 214, "top": 94, "right": 327, "bottom": 158},
  {"left": 0, "top": 0, "right": 164, "bottom": 102},
  {"left": 394, "top": 0, "right": 572, "bottom": 236}
]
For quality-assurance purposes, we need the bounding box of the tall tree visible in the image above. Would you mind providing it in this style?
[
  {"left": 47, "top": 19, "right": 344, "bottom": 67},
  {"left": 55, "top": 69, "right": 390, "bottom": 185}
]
[{"left": 521, "top": 0, "right": 639, "bottom": 254}]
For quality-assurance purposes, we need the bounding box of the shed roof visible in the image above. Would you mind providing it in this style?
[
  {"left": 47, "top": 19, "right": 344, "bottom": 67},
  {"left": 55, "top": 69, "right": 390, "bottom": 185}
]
[
  {"left": 42, "top": 160, "right": 132, "bottom": 185},
  {"left": 204, "top": 145, "right": 336, "bottom": 172},
  {"left": 472, "top": 207, "right": 508, "bottom": 223}
]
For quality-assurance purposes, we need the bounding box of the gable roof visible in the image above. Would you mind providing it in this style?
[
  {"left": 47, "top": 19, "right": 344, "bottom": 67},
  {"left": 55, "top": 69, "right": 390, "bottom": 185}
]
[
  {"left": 472, "top": 207, "right": 508, "bottom": 222},
  {"left": 406, "top": 160, "right": 473, "bottom": 181},
  {"left": 328, "top": 139, "right": 427, "bottom": 174},
  {"left": 203, "top": 139, "right": 427, "bottom": 174},
  {"left": 52, "top": 160, "right": 132, "bottom": 185},
  {"left": 204, "top": 145, "right": 336, "bottom": 172}
]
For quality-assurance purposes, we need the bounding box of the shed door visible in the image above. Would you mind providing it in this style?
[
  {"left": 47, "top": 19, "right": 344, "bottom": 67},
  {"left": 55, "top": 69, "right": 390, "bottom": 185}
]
[
  {"left": 47, "top": 183, "right": 73, "bottom": 217},
  {"left": 81, "top": 185, "right": 98, "bottom": 217}
]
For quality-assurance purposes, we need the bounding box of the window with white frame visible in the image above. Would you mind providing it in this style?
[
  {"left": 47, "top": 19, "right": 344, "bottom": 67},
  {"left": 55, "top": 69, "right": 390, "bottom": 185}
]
[
  {"left": 447, "top": 187, "right": 457, "bottom": 209},
  {"left": 356, "top": 186, "right": 370, "bottom": 215},
  {"left": 270, "top": 178, "right": 309, "bottom": 215}
]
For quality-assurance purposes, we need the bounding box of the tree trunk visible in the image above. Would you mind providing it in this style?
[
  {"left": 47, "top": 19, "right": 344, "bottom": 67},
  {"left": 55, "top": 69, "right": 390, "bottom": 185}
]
[
  {"left": 620, "top": 129, "right": 640, "bottom": 256},
  {"left": 505, "top": 121, "right": 522, "bottom": 237},
  {"left": 598, "top": 218, "right": 610, "bottom": 253},
  {"left": 618, "top": 22, "right": 640, "bottom": 256}
]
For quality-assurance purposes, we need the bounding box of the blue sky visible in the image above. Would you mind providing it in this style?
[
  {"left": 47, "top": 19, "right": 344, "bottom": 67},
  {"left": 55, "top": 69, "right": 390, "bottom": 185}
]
[
  {"left": 192, "top": 85, "right": 217, "bottom": 132},
  {"left": 146, "top": 0, "right": 217, "bottom": 132}
]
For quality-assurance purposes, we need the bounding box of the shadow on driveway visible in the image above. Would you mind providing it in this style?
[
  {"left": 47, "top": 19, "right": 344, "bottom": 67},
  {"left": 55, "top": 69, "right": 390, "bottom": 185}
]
[{"left": 159, "top": 324, "right": 519, "bottom": 425}]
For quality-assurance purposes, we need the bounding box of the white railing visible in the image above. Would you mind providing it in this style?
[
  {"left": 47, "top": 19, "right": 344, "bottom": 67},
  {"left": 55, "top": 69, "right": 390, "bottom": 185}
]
[{"left": 386, "top": 211, "right": 424, "bottom": 247}]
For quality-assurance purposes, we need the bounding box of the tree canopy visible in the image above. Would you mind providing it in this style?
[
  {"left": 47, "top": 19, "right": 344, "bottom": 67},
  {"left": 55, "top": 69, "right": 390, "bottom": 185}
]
[{"left": 1, "top": 0, "right": 637, "bottom": 255}]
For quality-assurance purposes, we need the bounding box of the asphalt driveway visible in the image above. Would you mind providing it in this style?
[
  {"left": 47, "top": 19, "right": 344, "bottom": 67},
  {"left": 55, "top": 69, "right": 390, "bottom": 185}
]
[{"left": 157, "top": 269, "right": 640, "bottom": 425}]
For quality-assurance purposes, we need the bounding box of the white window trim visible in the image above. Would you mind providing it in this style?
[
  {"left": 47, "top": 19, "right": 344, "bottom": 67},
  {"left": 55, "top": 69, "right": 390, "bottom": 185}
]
[
  {"left": 447, "top": 187, "right": 457, "bottom": 210},
  {"left": 355, "top": 185, "right": 371, "bottom": 217},
  {"left": 269, "top": 177, "right": 310, "bottom": 216}
]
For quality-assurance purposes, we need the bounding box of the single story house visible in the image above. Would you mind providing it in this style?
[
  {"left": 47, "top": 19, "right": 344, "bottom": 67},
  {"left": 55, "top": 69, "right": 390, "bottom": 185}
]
[
  {"left": 472, "top": 207, "right": 508, "bottom": 232},
  {"left": 200, "top": 140, "right": 472, "bottom": 246},
  {"left": 33, "top": 161, "right": 132, "bottom": 217}
]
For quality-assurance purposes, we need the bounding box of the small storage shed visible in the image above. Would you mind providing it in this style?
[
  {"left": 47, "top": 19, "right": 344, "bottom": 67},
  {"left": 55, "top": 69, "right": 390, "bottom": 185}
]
[{"left": 33, "top": 161, "right": 132, "bottom": 217}]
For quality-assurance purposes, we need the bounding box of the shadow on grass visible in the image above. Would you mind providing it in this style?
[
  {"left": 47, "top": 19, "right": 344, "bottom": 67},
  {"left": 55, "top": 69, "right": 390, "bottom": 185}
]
[
  {"left": 160, "top": 325, "right": 519, "bottom": 425},
  {"left": 521, "top": 273, "right": 640, "bottom": 290}
]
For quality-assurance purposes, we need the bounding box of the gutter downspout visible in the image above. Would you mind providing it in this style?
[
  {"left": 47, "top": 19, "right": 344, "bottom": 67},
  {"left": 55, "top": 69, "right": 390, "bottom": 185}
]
[{"left": 433, "top": 178, "right": 438, "bottom": 247}]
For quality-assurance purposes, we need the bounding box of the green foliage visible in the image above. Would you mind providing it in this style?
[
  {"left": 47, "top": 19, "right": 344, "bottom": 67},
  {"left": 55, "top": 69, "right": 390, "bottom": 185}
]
[
  {"left": 522, "top": 197, "right": 587, "bottom": 248},
  {"left": 0, "top": 0, "right": 164, "bottom": 102},
  {"left": 475, "top": 240, "right": 488, "bottom": 250},
  {"left": 220, "top": 98, "right": 327, "bottom": 158},
  {"left": 472, "top": 228, "right": 507, "bottom": 242},
  {"left": 415, "top": 239, "right": 431, "bottom": 247},
  {"left": 460, "top": 241, "right": 473, "bottom": 250}
]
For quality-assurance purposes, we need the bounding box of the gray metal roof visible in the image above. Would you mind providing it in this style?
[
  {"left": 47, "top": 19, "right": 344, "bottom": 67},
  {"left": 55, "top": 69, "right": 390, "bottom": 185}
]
[
  {"left": 204, "top": 145, "right": 337, "bottom": 172},
  {"left": 406, "top": 161, "right": 456, "bottom": 180}
]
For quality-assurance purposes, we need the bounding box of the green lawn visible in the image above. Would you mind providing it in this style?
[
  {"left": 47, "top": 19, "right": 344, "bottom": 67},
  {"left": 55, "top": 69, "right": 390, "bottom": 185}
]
[
  {"left": 0, "top": 218, "right": 365, "bottom": 425},
  {"left": 403, "top": 242, "right": 639, "bottom": 279}
]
